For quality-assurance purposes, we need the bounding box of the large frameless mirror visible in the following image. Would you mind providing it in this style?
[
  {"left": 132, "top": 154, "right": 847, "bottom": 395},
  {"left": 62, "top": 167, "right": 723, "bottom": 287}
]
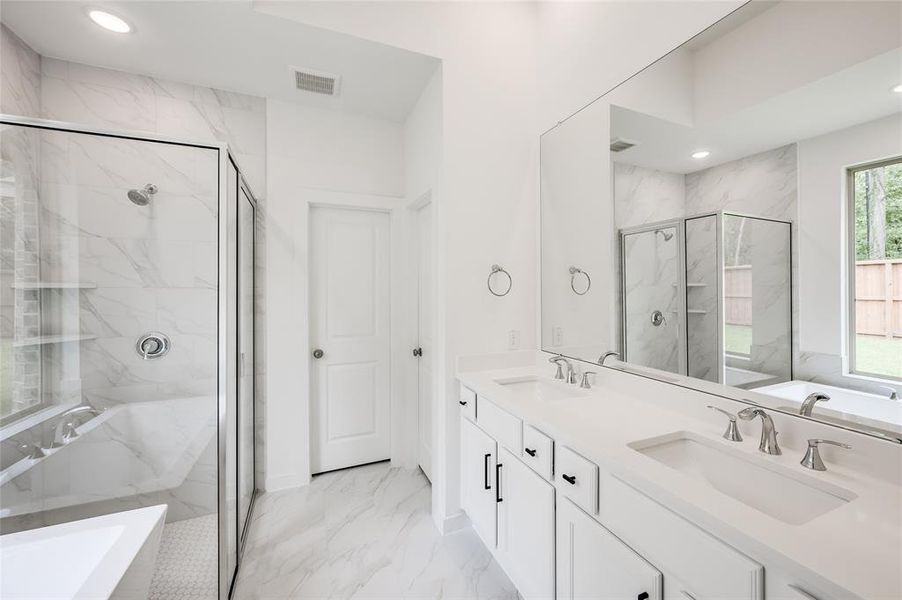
[{"left": 540, "top": 1, "right": 902, "bottom": 442}]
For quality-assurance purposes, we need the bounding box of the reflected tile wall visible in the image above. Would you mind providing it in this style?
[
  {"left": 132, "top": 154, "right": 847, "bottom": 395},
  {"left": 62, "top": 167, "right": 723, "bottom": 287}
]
[{"left": 685, "top": 216, "right": 719, "bottom": 382}]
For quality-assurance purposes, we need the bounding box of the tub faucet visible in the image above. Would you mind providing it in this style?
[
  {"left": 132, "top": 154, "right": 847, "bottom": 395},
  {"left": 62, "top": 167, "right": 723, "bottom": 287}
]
[
  {"left": 799, "top": 393, "right": 830, "bottom": 416},
  {"left": 52, "top": 405, "right": 102, "bottom": 445},
  {"left": 738, "top": 407, "right": 781, "bottom": 455},
  {"left": 598, "top": 351, "right": 619, "bottom": 366}
]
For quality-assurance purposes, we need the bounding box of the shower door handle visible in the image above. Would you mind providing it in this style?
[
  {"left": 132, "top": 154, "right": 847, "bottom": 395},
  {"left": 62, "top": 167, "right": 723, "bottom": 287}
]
[{"left": 312, "top": 348, "right": 324, "bottom": 359}]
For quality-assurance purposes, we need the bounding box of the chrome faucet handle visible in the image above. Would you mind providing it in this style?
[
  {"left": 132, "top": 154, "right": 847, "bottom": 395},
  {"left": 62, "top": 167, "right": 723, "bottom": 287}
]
[
  {"left": 19, "top": 442, "right": 46, "bottom": 460},
  {"left": 707, "top": 406, "right": 742, "bottom": 442},
  {"left": 580, "top": 371, "right": 596, "bottom": 389},
  {"left": 738, "top": 407, "right": 781, "bottom": 455},
  {"left": 549, "top": 356, "right": 565, "bottom": 380},
  {"left": 61, "top": 421, "right": 79, "bottom": 443},
  {"left": 800, "top": 439, "right": 851, "bottom": 471},
  {"left": 877, "top": 385, "right": 898, "bottom": 401}
]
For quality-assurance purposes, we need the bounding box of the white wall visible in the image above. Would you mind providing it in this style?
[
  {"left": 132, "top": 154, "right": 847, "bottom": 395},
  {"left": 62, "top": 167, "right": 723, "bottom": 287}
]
[
  {"left": 264, "top": 99, "right": 405, "bottom": 490},
  {"left": 797, "top": 113, "right": 902, "bottom": 394},
  {"left": 535, "top": 1, "right": 743, "bottom": 131},
  {"left": 256, "top": 1, "right": 539, "bottom": 531}
]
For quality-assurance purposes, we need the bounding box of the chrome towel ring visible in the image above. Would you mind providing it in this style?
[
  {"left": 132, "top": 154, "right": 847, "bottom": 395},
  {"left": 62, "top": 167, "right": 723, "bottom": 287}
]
[
  {"left": 569, "top": 266, "right": 591, "bottom": 295},
  {"left": 488, "top": 264, "right": 512, "bottom": 297}
]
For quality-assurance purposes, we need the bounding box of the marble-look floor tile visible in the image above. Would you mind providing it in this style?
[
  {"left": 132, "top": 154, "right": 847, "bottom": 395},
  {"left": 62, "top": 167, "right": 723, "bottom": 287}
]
[{"left": 233, "top": 462, "right": 517, "bottom": 600}]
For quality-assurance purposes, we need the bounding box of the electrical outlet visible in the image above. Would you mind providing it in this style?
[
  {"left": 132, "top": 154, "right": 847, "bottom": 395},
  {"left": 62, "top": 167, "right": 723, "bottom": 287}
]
[
  {"left": 508, "top": 329, "right": 521, "bottom": 350},
  {"left": 552, "top": 327, "right": 563, "bottom": 347}
]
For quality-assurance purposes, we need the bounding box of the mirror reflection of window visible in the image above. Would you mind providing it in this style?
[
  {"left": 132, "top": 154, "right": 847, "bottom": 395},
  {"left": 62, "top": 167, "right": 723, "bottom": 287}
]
[{"left": 850, "top": 159, "right": 902, "bottom": 380}]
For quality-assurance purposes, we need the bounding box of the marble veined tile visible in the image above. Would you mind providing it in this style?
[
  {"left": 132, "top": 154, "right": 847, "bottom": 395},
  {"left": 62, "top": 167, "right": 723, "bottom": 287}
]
[{"left": 234, "top": 462, "right": 518, "bottom": 600}]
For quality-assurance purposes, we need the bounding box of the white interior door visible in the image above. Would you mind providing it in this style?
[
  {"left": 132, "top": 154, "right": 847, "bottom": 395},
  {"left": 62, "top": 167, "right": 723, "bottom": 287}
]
[
  {"left": 310, "top": 206, "right": 391, "bottom": 474},
  {"left": 416, "top": 202, "right": 434, "bottom": 480}
]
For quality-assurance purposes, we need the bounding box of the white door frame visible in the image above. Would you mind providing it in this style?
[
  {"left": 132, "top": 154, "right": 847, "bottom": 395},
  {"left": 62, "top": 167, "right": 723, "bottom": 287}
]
[
  {"left": 406, "top": 191, "right": 435, "bottom": 479},
  {"left": 304, "top": 190, "right": 416, "bottom": 479}
]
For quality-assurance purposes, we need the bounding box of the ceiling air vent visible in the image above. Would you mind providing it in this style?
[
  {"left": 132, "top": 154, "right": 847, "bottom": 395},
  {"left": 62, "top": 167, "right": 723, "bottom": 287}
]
[
  {"left": 610, "top": 138, "right": 638, "bottom": 153},
  {"left": 291, "top": 66, "right": 341, "bottom": 96}
]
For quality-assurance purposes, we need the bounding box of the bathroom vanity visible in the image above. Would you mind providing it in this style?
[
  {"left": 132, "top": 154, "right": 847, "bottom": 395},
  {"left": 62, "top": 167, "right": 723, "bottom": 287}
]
[{"left": 456, "top": 362, "right": 901, "bottom": 600}]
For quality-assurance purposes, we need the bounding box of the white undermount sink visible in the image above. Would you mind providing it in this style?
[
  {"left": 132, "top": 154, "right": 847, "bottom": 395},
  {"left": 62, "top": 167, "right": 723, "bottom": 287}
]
[
  {"left": 630, "top": 432, "right": 856, "bottom": 525},
  {"left": 494, "top": 375, "right": 589, "bottom": 402}
]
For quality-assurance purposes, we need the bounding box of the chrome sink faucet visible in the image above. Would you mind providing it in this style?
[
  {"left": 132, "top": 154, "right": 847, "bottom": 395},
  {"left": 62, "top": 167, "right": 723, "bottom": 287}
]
[
  {"left": 549, "top": 355, "right": 577, "bottom": 384},
  {"left": 799, "top": 392, "right": 830, "bottom": 416},
  {"left": 738, "top": 407, "right": 781, "bottom": 455}
]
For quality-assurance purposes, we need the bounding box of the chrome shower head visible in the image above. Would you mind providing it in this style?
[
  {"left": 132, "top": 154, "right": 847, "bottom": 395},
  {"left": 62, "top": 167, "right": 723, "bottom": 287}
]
[
  {"left": 127, "top": 184, "right": 157, "bottom": 206},
  {"left": 655, "top": 229, "right": 674, "bottom": 242}
]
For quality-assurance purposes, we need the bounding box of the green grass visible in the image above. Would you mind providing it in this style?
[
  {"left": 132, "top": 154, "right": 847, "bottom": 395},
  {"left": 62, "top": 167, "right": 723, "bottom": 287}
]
[
  {"left": 725, "top": 324, "right": 752, "bottom": 356},
  {"left": 855, "top": 335, "right": 902, "bottom": 379}
]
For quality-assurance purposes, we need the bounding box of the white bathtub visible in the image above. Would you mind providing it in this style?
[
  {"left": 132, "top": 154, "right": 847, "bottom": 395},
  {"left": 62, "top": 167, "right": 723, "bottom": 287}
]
[
  {"left": 0, "top": 397, "right": 215, "bottom": 519},
  {"left": 755, "top": 380, "right": 902, "bottom": 437},
  {"left": 0, "top": 505, "right": 166, "bottom": 599}
]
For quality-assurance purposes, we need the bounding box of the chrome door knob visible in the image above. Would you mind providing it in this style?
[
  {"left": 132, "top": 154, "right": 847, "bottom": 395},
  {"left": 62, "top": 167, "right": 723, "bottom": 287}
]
[{"left": 312, "top": 349, "right": 324, "bottom": 359}]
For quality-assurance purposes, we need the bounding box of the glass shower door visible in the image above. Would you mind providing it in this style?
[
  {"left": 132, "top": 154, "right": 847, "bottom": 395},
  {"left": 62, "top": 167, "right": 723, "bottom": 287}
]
[{"left": 237, "top": 184, "right": 254, "bottom": 541}]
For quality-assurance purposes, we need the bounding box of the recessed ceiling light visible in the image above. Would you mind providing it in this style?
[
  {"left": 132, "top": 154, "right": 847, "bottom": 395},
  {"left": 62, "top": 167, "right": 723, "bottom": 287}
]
[
  {"left": 88, "top": 10, "right": 132, "bottom": 33},
  {"left": 892, "top": 84, "right": 902, "bottom": 93},
  {"left": 691, "top": 150, "right": 711, "bottom": 159}
]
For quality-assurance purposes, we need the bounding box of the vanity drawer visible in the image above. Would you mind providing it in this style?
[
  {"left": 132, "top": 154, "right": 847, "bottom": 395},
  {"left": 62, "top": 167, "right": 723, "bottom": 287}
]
[
  {"left": 459, "top": 386, "right": 476, "bottom": 421},
  {"left": 556, "top": 445, "right": 599, "bottom": 514},
  {"left": 476, "top": 397, "right": 522, "bottom": 453},
  {"left": 602, "top": 475, "right": 763, "bottom": 600},
  {"left": 522, "top": 425, "right": 554, "bottom": 481}
]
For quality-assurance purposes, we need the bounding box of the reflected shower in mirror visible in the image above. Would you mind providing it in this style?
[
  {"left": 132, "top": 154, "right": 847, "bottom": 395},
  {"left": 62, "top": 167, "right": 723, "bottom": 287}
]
[{"left": 540, "top": 0, "right": 902, "bottom": 441}]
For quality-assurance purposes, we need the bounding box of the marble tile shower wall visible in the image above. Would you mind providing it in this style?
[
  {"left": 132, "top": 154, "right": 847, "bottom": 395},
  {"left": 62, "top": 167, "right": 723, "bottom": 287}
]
[{"left": 1, "top": 25, "right": 42, "bottom": 421}]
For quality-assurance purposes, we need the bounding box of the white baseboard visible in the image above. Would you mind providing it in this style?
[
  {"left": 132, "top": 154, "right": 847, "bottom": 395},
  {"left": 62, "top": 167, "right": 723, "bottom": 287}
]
[
  {"left": 264, "top": 472, "right": 310, "bottom": 492},
  {"left": 439, "top": 510, "right": 470, "bottom": 535}
]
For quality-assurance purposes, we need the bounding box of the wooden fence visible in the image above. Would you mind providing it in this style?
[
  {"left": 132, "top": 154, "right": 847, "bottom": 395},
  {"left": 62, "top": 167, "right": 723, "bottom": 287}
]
[
  {"left": 722, "top": 260, "right": 902, "bottom": 338},
  {"left": 855, "top": 259, "right": 902, "bottom": 338}
]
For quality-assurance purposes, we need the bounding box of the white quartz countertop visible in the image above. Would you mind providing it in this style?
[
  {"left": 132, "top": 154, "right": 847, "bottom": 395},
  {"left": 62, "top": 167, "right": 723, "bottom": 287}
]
[{"left": 457, "top": 365, "right": 902, "bottom": 600}]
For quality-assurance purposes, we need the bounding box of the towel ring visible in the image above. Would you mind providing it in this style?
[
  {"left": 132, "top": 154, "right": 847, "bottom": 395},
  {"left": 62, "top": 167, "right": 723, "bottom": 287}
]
[
  {"left": 488, "top": 264, "right": 512, "bottom": 297},
  {"left": 569, "top": 266, "right": 591, "bottom": 295}
]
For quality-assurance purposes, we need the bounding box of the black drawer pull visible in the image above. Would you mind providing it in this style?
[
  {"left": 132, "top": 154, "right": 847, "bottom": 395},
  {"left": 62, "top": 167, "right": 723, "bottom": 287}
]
[
  {"left": 459, "top": 400, "right": 467, "bottom": 406},
  {"left": 562, "top": 473, "right": 577, "bottom": 485},
  {"left": 495, "top": 463, "right": 503, "bottom": 502},
  {"left": 484, "top": 453, "right": 491, "bottom": 490},
  {"left": 638, "top": 593, "right": 649, "bottom": 600},
  {"left": 524, "top": 447, "right": 536, "bottom": 457}
]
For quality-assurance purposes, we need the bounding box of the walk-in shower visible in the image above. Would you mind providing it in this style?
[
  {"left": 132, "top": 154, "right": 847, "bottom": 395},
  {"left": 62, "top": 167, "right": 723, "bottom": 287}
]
[
  {"left": 620, "top": 212, "right": 792, "bottom": 388},
  {"left": 0, "top": 115, "right": 257, "bottom": 598}
]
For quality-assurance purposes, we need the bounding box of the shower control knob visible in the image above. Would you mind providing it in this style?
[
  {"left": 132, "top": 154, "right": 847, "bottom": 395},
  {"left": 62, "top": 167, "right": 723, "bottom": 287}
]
[{"left": 312, "top": 349, "right": 324, "bottom": 359}]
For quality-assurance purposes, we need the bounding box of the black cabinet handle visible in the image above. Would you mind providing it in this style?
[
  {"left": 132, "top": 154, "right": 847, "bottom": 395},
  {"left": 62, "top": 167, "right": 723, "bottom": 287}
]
[
  {"left": 495, "top": 463, "right": 503, "bottom": 502},
  {"left": 484, "top": 453, "right": 491, "bottom": 490},
  {"left": 562, "top": 473, "right": 577, "bottom": 485},
  {"left": 638, "top": 593, "right": 649, "bottom": 600},
  {"left": 524, "top": 447, "right": 536, "bottom": 457},
  {"left": 459, "top": 400, "right": 467, "bottom": 406}
]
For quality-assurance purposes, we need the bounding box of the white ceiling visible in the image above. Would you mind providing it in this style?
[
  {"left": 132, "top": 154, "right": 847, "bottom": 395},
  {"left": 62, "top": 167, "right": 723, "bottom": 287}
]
[
  {"left": 0, "top": 1, "right": 439, "bottom": 122},
  {"left": 612, "top": 47, "right": 902, "bottom": 174}
]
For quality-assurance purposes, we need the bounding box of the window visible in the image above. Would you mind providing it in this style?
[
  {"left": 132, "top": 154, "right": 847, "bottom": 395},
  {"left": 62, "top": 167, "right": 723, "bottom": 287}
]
[{"left": 849, "top": 158, "right": 902, "bottom": 380}]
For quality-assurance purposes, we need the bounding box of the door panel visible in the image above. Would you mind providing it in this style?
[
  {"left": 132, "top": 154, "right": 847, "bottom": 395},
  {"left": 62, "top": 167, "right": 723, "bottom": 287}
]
[
  {"left": 460, "top": 417, "right": 498, "bottom": 549},
  {"left": 497, "top": 447, "right": 555, "bottom": 600},
  {"left": 557, "top": 497, "right": 662, "bottom": 600},
  {"left": 417, "top": 202, "right": 434, "bottom": 479},
  {"left": 310, "top": 207, "right": 391, "bottom": 473}
]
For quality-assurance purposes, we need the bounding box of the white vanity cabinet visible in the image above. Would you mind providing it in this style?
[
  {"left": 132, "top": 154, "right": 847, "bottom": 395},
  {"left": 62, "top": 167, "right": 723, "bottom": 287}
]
[
  {"left": 496, "top": 446, "right": 555, "bottom": 600},
  {"left": 460, "top": 416, "right": 498, "bottom": 548},
  {"left": 557, "top": 496, "right": 663, "bottom": 600}
]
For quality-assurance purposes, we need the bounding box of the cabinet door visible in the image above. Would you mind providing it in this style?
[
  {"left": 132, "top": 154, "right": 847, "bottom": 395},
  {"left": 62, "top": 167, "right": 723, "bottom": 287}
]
[
  {"left": 557, "top": 497, "right": 662, "bottom": 600},
  {"left": 460, "top": 417, "right": 498, "bottom": 548},
  {"left": 497, "top": 447, "right": 555, "bottom": 600}
]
